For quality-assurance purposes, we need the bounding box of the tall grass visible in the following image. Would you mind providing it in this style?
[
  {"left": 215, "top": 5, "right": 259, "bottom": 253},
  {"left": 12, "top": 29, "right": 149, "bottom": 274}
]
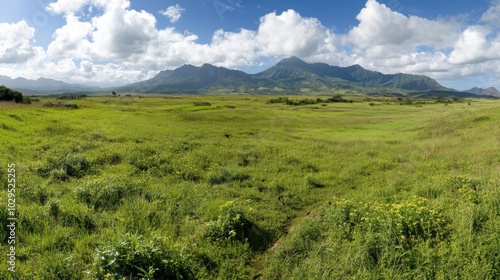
[{"left": 0, "top": 95, "right": 498, "bottom": 278}]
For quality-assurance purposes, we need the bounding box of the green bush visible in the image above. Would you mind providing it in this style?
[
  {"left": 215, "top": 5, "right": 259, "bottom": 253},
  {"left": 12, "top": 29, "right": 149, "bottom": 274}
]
[
  {"left": 0, "top": 85, "right": 23, "bottom": 103},
  {"left": 326, "top": 196, "right": 451, "bottom": 248},
  {"left": 130, "top": 150, "right": 173, "bottom": 177},
  {"left": 38, "top": 154, "right": 92, "bottom": 181},
  {"left": 209, "top": 168, "right": 251, "bottom": 185},
  {"left": 92, "top": 234, "right": 193, "bottom": 279},
  {"left": 193, "top": 102, "right": 211, "bottom": 106},
  {"left": 205, "top": 202, "right": 254, "bottom": 243},
  {"left": 75, "top": 179, "right": 135, "bottom": 211}
]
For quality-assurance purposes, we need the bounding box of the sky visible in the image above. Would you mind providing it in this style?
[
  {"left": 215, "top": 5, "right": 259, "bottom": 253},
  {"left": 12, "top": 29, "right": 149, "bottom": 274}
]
[{"left": 0, "top": 0, "right": 499, "bottom": 89}]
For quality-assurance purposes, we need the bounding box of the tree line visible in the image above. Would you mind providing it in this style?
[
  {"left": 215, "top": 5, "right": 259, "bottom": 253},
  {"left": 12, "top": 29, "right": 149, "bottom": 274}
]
[{"left": 0, "top": 85, "right": 24, "bottom": 103}]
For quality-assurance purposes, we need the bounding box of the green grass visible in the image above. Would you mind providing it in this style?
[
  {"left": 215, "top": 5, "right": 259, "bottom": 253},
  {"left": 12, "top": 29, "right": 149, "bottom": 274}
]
[{"left": 0, "top": 95, "right": 499, "bottom": 279}]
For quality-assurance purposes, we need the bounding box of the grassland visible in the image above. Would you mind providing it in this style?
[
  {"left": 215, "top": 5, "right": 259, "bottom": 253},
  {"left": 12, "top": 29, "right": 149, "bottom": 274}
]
[{"left": 0, "top": 94, "right": 499, "bottom": 279}]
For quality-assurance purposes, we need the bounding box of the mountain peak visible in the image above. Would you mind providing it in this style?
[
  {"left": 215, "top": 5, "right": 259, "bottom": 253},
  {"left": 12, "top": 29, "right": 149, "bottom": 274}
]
[
  {"left": 465, "top": 87, "right": 500, "bottom": 97},
  {"left": 276, "top": 56, "right": 308, "bottom": 67}
]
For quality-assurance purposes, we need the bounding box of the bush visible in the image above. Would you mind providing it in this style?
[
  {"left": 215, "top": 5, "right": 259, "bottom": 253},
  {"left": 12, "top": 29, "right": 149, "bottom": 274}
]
[
  {"left": 205, "top": 202, "right": 254, "bottom": 243},
  {"left": 0, "top": 85, "right": 23, "bottom": 103},
  {"left": 193, "top": 102, "right": 211, "bottom": 106},
  {"left": 92, "top": 234, "right": 194, "bottom": 279},
  {"left": 129, "top": 151, "right": 172, "bottom": 176},
  {"left": 326, "top": 196, "right": 451, "bottom": 248},
  {"left": 38, "top": 154, "right": 92, "bottom": 181},
  {"left": 43, "top": 102, "right": 79, "bottom": 109},
  {"left": 208, "top": 169, "right": 251, "bottom": 185},
  {"left": 74, "top": 179, "right": 136, "bottom": 211}
]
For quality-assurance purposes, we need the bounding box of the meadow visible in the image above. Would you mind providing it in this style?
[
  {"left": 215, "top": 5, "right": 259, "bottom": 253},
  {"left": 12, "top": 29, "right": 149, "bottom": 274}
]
[{"left": 0, "top": 94, "right": 499, "bottom": 279}]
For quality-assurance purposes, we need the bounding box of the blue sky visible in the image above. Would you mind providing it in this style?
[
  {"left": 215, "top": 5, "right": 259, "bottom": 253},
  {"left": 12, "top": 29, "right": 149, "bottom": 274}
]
[{"left": 0, "top": 0, "right": 499, "bottom": 89}]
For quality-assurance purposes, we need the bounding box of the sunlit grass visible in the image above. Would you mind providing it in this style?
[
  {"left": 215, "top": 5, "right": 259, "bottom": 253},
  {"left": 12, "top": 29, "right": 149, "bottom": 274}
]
[{"left": 0, "top": 95, "right": 499, "bottom": 279}]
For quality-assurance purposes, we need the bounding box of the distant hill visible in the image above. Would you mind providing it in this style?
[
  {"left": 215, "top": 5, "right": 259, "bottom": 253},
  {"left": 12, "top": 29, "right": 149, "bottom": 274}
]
[
  {"left": 117, "top": 56, "right": 446, "bottom": 94},
  {"left": 465, "top": 87, "right": 500, "bottom": 97},
  {"left": 121, "top": 64, "right": 255, "bottom": 93},
  {"left": 0, "top": 75, "right": 100, "bottom": 94}
]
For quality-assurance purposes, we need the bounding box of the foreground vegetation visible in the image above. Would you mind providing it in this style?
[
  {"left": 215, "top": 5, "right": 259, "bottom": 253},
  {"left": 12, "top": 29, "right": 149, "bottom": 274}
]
[{"left": 0, "top": 94, "right": 499, "bottom": 279}]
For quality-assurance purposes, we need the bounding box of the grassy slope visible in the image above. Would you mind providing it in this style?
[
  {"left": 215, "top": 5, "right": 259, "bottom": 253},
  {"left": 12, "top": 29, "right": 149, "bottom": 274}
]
[{"left": 0, "top": 95, "right": 499, "bottom": 279}]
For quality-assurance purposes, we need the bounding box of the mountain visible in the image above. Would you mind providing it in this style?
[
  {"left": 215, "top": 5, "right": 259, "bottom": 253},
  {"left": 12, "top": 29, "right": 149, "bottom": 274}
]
[
  {"left": 256, "top": 56, "right": 443, "bottom": 91},
  {"left": 465, "top": 87, "right": 500, "bottom": 97},
  {"left": 120, "top": 64, "right": 255, "bottom": 93},
  {"left": 117, "top": 56, "right": 445, "bottom": 94},
  {"left": 0, "top": 75, "right": 100, "bottom": 94}
]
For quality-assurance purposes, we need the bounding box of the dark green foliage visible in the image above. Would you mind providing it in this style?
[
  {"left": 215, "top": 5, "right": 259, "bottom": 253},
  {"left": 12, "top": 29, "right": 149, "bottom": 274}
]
[
  {"left": 0, "top": 85, "right": 23, "bottom": 103},
  {"left": 306, "top": 175, "right": 326, "bottom": 188},
  {"left": 43, "top": 102, "right": 79, "bottom": 109},
  {"left": 129, "top": 150, "right": 173, "bottom": 176},
  {"left": 193, "top": 101, "right": 211, "bottom": 106},
  {"left": 74, "top": 179, "right": 135, "bottom": 211},
  {"left": 92, "top": 234, "right": 194, "bottom": 279},
  {"left": 268, "top": 95, "right": 352, "bottom": 106},
  {"left": 238, "top": 152, "right": 258, "bottom": 167},
  {"left": 0, "top": 206, "right": 8, "bottom": 243},
  {"left": 205, "top": 204, "right": 254, "bottom": 243},
  {"left": 94, "top": 152, "right": 122, "bottom": 166},
  {"left": 209, "top": 169, "right": 251, "bottom": 185},
  {"left": 38, "top": 154, "right": 92, "bottom": 181},
  {"left": 0, "top": 123, "right": 16, "bottom": 131}
]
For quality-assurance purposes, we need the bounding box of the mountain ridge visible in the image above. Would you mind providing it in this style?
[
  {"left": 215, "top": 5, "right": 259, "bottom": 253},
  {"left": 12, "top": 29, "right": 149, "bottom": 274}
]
[
  {"left": 465, "top": 87, "right": 500, "bottom": 97},
  {"left": 1, "top": 57, "right": 498, "bottom": 97},
  {"left": 117, "top": 56, "right": 448, "bottom": 94},
  {"left": 0, "top": 75, "right": 100, "bottom": 94}
]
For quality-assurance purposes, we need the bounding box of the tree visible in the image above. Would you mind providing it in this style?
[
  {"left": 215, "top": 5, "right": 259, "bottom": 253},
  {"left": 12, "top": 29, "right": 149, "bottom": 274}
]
[
  {"left": 0, "top": 85, "right": 24, "bottom": 103},
  {"left": 112, "top": 91, "right": 117, "bottom": 96}
]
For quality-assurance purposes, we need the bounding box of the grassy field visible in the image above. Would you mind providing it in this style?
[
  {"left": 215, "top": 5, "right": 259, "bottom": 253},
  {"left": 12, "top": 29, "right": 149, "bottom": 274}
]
[{"left": 0, "top": 94, "right": 499, "bottom": 279}]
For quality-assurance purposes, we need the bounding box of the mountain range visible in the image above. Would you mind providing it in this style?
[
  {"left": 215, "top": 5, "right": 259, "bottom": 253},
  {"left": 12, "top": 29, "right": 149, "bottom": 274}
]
[
  {"left": 465, "top": 87, "right": 500, "bottom": 97},
  {"left": 0, "top": 75, "right": 99, "bottom": 94},
  {"left": 0, "top": 57, "right": 498, "bottom": 97},
  {"left": 118, "top": 56, "right": 446, "bottom": 94}
]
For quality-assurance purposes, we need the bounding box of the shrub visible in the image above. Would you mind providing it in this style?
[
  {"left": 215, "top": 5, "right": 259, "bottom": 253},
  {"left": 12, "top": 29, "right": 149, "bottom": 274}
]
[
  {"left": 326, "top": 196, "right": 451, "bottom": 248},
  {"left": 193, "top": 102, "right": 211, "bottom": 106},
  {"left": 0, "top": 85, "right": 23, "bottom": 103},
  {"left": 92, "top": 234, "right": 194, "bottom": 279},
  {"left": 43, "top": 102, "right": 79, "bottom": 109},
  {"left": 38, "top": 154, "right": 92, "bottom": 181},
  {"left": 306, "top": 175, "right": 326, "bottom": 188},
  {"left": 129, "top": 149, "right": 173, "bottom": 177},
  {"left": 208, "top": 168, "right": 251, "bottom": 185},
  {"left": 74, "top": 179, "right": 136, "bottom": 211},
  {"left": 205, "top": 202, "right": 254, "bottom": 243}
]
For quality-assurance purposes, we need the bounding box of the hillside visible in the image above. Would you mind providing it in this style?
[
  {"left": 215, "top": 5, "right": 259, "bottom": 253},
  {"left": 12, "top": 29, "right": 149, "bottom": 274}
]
[
  {"left": 466, "top": 87, "right": 500, "bottom": 97},
  {"left": 1, "top": 96, "right": 499, "bottom": 279},
  {"left": 117, "top": 56, "right": 448, "bottom": 94},
  {"left": 0, "top": 75, "right": 100, "bottom": 94}
]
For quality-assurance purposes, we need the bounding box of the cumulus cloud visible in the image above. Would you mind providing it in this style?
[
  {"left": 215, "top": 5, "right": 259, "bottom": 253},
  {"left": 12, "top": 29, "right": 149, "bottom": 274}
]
[
  {"left": 347, "top": 0, "right": 459, "bottom": 50},
  {"left": 448, "top": 26, "right": 493, "bottom": 64},
  {"left": 160, "top": 4, "right": 185, "bottom": 23},
  {"left": 47, "top": 15, "right": 93, "bottom": 59},
  {"left": 481, "top": 1, "right": 500, "bottom": 27},
  {"left": 46, "top": 0, "right": 90, "bottom": 15},
  {"left": 256, "top": 9, "right": 336, "bottom": 58},
  {"left": 2, "top": 0, "right": 500, "bottom": 89},
  {"left": 0, "top": 21, "right": 40, "bottom": 63}
]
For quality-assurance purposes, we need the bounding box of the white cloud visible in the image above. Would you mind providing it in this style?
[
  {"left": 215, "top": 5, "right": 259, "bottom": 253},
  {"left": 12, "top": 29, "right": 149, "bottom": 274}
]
[
  {"left": 256, "top": 10, "right": 336, "bottom": 59},
  {"left": 0, "top": 21, "right": 40, "bottom": 63},
  {"left": 47, "top": 0, "right": 90, "bottom": 15},
  {"left": 2, "top": 0, "right": 500, "bottom": 89},
  {"left": 160, "top": 4, "right": 185, "bottom": 23},
  {"left": 481, "top": 1, "right": 500, "bottom": 27},
  {"left": 347, "top": 0, "right": 459, "bottom": 50},
  {"left": 47, "top": 15, "right": 93, "bottom": 59},
  {"left": 448, "top": 26, "right": 493, "bottom": 64},
  {"left": 90, "top": 5, "right": 158, "bottom": 59}
]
